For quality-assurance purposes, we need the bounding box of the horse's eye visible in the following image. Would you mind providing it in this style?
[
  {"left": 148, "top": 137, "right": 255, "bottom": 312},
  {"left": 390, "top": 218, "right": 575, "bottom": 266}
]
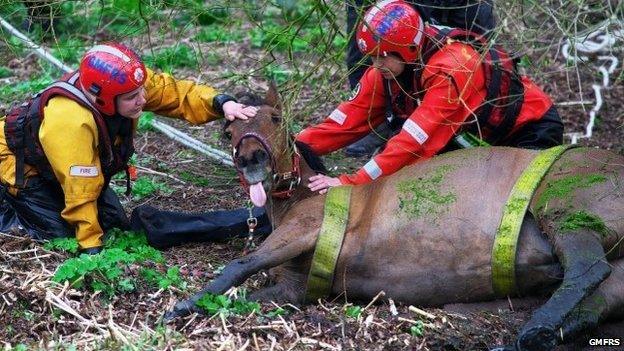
[
  {"left": 224, "top": 131, "right": 232, "bottom": 140},
  {"left": 271, "top": 115, "right": 282, "bottom": 123}
]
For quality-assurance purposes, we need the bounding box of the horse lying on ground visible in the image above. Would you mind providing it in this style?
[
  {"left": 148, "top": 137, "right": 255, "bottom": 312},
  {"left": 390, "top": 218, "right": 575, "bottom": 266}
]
[{"left": 166, "top": 86, "right": 624, "bottom": 351}]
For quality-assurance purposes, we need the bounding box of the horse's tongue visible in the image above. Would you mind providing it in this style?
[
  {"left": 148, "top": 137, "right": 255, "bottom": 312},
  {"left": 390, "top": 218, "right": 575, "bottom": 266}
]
[{"left": 249, "top": 182, "right": 267, "bottom": 207}]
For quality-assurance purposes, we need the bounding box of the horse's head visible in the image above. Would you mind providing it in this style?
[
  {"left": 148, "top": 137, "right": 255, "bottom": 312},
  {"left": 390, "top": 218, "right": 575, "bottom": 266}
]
[{"left": 225, "top": 84, "right": 300, "bottom": 207}]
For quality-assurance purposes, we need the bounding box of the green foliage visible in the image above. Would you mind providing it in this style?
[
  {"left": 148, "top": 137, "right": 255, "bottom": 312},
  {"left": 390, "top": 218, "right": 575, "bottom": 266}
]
[
  {"left": 345, "top": 305, "right": 362, "bottom": 318},
  {"left": 50, "top": 38, "right": 86, "bottom": 66},
  {"left": 137, "top": 112, "right": 155, "bottom": 132},
  {"left": 195, "top": 25, "right": 242, "bottom": 43},
  {"left": 518, "top": 55, "right": 532, "bottom": 69},
  {"left": 144, "top": 45, "right": 198, "bottom": 72},
  {"left": 409, "top": 321, "right": 425, "bottom": 337},
  {"left": 195, "top": 292, "right": 261, "bottom": 317},
  {"left": 194, "top": 5, "right": 231, "bottom": 26},
  {"left": 52, "top": 229, "right": 184, "bottom": 297},
  {"left": 179, "top": 171, "right": 210, "bottom": 186},
  {"left": 265, "top": 306, "right": 287, "bottom": 318},
  {"left": 0, "top": 74, "right": 54, "bottom": 102},
  {"left": 247, "top": 2, "right": 346, "bottom": 55},
  {"left": 15, "top": 344, "right": 28, "bottom": 351},
  {"left": 264, "top": 64, "right": 299, "bottom": 85},
  {"left": 141, "top": 266, "right": 186, "bottom": 290},
  {"left": 0, "top": 66, "right": 12, "bottom": 78},
  {"left": 44, "top": 237, "right": 79, "bottom": 254},
  {"left": 132, "top": 177, "right": 173, "bottom": 199}
]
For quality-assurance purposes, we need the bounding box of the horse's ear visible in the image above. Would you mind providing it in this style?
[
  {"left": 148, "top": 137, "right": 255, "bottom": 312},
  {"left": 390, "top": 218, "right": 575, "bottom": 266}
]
[{"left": 264, "top": 81, "right": 282, "bottom": 111}]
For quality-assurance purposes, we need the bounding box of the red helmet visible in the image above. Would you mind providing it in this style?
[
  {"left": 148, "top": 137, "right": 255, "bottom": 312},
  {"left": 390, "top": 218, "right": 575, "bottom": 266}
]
[
  {"left": 79, "top": 42, "right": 147, "bottom": 115},
  {"left": 356, "top": 0, "right": 424, "bottom": 62}
]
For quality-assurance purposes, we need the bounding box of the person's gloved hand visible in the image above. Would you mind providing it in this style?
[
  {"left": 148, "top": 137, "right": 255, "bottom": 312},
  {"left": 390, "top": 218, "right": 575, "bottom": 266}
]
[{"left": 223, "top": 101, "right": 258, "bottom": 121}]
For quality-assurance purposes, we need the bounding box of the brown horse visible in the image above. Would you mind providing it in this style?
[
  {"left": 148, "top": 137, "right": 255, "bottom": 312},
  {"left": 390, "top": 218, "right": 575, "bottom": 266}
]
[{"left": 166, "top": 87, "right": 624, "bottom": 351}]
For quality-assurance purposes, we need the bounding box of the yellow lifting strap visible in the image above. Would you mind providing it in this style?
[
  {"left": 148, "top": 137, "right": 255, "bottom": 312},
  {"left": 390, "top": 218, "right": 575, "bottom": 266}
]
[
  {"left": 304, "top": 185, "right": 352, "bottom": 303},
  {"left": 491, "top": 145, "right": 572, "bottom": 296}
]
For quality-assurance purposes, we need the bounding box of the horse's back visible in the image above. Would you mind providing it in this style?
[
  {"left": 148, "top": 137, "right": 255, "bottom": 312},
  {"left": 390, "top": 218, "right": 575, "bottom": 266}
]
[{"left": 338, "top": 147, "right": 542, "bottom": 304}]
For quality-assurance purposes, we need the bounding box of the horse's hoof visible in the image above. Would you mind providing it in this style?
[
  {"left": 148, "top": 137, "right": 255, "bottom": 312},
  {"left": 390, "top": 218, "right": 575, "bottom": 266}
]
[
  {"left": 517, "top": 325, "right": 557, "bottom": 351},
  {"left": 164, "top": 299, "right": 197, "bottom": 321}
]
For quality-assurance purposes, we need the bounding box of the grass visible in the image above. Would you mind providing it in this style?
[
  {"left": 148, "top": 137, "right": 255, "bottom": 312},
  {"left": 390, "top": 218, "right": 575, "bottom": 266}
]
[
  {"left": 0, "top": 66, "right": 12, "bottom": 78},
  {"left": 50, "top": 229, "right": 186, "bottom": 298},
  {"left": 195, "top": 292, "right": 261, "bottom": 317},
  {"left": 131, "top": 176, "right": 174, "bottom": 199},
  {"left": 0, "top": 73, "right": 55, "bottom": 102},
  {"left": 144, "top": 44, "right": 199, "bottom": 72}
]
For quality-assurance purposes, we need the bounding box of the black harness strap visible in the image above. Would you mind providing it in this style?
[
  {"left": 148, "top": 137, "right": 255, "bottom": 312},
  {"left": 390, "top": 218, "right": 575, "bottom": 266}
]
[{"left": 408, "top": 26, "right": 525, "bottom": 145}]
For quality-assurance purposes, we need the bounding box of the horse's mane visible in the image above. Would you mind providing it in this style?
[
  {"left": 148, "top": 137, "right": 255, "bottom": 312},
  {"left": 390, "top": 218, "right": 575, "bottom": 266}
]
[
  {"left": 236, "top": 92, "right": 266, "bottom": 107},
  {"left": 295, "top": 141, "right": 327, "bottom": 175}
]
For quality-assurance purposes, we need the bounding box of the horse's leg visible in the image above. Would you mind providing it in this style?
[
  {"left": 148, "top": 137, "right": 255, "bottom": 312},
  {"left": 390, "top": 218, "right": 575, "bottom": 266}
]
[
  {"left": 559, "top": 257, "right": 624, "bottom": 341},
  {"left": 165, "top": 226, "right": 317, "bottom": 320},
  {"left": 515, "top": 229, "right": 612, "bottom": 350},
  {"left": 248, "top": 280, "right": 304, "bottom": 303},
  {"left": 248, "top": 262, "right": 308, "bottom": 303}
]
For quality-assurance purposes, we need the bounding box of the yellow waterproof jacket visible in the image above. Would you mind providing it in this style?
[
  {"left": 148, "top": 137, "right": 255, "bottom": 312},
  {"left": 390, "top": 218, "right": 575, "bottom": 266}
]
[{"left": 0, "top": 68, "right": 222, "bottom": 248}]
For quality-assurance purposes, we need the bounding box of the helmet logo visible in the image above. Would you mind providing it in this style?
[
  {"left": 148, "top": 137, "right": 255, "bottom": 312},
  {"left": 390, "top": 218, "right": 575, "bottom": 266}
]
[
  {"left": 133, "top": 68, "right": 145, "bottom": 83},
  {"left": 358, "top": 38, "right": 368, "bottom": 51},
  {"left": 87, "top": 56, "right": 127, "bottom": 84},
  {"left": 376, "top": 6, "right": 406, "bottom": 37}
]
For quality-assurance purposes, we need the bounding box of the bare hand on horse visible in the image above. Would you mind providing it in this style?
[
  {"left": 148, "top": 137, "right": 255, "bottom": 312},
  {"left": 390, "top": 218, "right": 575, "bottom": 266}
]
[
  {"left": 307, "top": 174, "right": 342, "bottom": 194},
  {"left": 223, "top": 101, "right": 258, "bottom": 121}
]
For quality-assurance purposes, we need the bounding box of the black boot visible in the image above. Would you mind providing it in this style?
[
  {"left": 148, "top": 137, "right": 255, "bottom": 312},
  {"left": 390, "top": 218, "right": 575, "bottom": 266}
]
[
  {"left": 344, "top": 122, "right": 398, "bottom": 158},
  {"left": 130, "top": 205, "right": 272, "bottom": 249}
]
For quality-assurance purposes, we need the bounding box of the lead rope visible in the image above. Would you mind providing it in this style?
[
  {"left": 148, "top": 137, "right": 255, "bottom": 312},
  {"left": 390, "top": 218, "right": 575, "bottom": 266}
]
[{"left": 243, "top": 203, "right": 258, "bottom": 255}]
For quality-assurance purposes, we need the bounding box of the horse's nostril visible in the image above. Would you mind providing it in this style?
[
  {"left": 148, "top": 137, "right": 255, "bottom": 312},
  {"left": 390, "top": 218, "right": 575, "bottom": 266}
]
[
  {"left": 237, "top": 158, "right": 247, "bottom": 168},
  {"left": 255, "top": 149, "right": 268, "bottom": 162}
]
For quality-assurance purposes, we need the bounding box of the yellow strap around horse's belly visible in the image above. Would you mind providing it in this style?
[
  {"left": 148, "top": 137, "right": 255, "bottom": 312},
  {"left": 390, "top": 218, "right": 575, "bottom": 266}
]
[
  {"left": 305, "top": 185, "right": 352, "bottom": 303},
  {"left": 492, "top": 145, "right": 571, "bottom": 296}
]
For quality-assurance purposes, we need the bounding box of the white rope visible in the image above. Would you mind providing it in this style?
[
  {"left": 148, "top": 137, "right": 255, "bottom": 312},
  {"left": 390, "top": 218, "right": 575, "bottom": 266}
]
[
  {"left": 0, "top": 15, "right": 233, "bottom": 166},
  {"left": 152, "top": 120, "right": 233, "bottom": 166},
  {"left": 0, "top": 16, "right": 73, "bottom": 73},
  {"left": 561, "top": 19, "right": 624, "bottom": 144}
]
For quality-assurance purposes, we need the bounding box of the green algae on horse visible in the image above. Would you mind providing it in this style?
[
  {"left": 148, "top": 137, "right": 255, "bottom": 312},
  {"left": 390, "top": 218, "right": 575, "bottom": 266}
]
[
  {"left": 166, "top": 87, "right": 624, "bottom": 351},
  {"left": 558, "top": 210, "right": 612, "bottom": 237},
  {"left": 397, "top": 164, "right": 457, "bottom": 221},
  {"left": 533, "top": 173, "right": 609, "bottom": 211}
]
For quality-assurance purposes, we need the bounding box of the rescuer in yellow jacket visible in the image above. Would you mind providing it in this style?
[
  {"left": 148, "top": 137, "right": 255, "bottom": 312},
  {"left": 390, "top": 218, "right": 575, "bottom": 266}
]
[{"left": 0, "top": 42, "right": 257, "bottom": 254}]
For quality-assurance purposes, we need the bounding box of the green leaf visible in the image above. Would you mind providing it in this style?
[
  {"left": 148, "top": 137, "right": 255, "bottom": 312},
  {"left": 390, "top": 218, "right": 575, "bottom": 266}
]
[
  {"left": 137, "top": 112, "right": 155, "bottom": 132},
  {"left": 410, "top": 321, "right": 425, "bottom": 337},
  {"left": 345, "top": 305, "right": 362, "bottom": 318},
  {"left": 44, "top": 237, "right": 79, "bottom": 254},
  {"left": 265, "top": 306, "right": 287, "bottom": 318}
]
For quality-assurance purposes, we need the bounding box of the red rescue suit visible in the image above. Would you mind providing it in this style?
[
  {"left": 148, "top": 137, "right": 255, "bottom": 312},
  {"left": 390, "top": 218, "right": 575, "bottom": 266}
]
[{"left": 297, "top": 40, "right": 553, "bottom": 186}]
